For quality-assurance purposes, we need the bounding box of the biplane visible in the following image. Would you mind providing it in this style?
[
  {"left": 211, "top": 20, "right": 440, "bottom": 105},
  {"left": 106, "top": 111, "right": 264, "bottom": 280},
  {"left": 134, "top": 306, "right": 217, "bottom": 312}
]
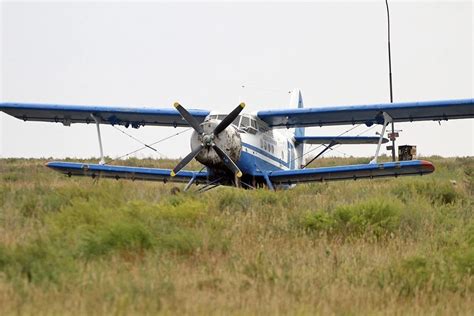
[{"left": 1, "top": 90, "right": 473, "bottom": 191}]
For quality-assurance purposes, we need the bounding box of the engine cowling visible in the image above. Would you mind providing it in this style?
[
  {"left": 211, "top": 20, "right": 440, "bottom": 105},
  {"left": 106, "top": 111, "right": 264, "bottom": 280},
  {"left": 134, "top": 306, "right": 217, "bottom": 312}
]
[{"left": 190, "top": 119, "right": 242, "bottom": 168}]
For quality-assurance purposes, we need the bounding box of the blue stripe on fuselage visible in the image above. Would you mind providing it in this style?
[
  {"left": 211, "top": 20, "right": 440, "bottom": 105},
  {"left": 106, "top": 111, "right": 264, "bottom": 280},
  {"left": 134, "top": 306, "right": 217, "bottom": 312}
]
[
  {"left": 238, "top": 151, "right": 286, "bottom": 175},
  {"left": 241, "top": 142, "right": 289, "bottom": 168}
]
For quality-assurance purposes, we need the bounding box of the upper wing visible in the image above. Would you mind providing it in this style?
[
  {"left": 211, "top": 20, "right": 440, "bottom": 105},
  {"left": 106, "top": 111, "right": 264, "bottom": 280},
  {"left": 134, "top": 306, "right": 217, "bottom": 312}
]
[
  {"left": 267, "top": 160, "right": 434, "bottom": 185},
  {"left": 0, "top": 102, "right": 210, "bottom": 128},
  {"left": 47, "top": 161, "right": 208, "bottom": 183},
  {"left": 257, "top": 99, "right": 474, "bottom": 128}
]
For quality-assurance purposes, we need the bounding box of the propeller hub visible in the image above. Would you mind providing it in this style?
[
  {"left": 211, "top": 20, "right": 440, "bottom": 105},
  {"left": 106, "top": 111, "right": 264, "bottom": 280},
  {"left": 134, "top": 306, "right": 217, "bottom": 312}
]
[{"left": 202, "top": 134, "right": 214, "bottom": 146}]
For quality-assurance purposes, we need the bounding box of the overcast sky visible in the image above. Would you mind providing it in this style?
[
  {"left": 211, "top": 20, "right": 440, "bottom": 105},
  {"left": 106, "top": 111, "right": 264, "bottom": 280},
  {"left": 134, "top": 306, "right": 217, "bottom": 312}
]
[{"left": 1, "top": 1, "right": 473, "bottom": 161}]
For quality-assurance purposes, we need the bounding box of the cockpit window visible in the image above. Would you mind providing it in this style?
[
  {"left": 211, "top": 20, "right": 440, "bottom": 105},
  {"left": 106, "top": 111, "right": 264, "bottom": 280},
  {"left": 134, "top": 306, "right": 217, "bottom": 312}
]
[
  {"left": 210, "top": 114, "right": 241, "bottom": 127},
  {"left": 241, "top": 116, "right": 250, "bottom": 128},
  {"left": 232, "top": 115, "right": 241, "bottom": 126}
]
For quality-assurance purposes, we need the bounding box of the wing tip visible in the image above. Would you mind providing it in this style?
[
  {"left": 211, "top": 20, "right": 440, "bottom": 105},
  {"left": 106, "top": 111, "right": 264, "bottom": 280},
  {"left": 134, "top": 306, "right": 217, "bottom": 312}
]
[{"left": 420, "top": 160, "right": 435, "bottom": 173}]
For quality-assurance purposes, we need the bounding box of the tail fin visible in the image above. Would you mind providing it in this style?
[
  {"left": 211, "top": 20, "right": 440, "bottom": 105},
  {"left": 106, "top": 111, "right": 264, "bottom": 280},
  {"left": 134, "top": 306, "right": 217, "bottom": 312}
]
[
  {"left": 290, "top": 89, "right": 305, "bottom": 168},
  {"left": 290, "top": 88, "right": 305, "bottom": 137}
]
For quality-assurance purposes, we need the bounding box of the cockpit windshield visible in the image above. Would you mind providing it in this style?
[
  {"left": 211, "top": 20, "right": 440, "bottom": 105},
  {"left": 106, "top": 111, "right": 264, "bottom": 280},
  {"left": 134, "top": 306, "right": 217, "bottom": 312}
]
[
  {"left": 209, "top": 114, "right": 241, "bottom": 127},
  {"left": 207, "top": 114, "right": 257, "bottom": 134},
  {"left": 232, "top": 115, "right": 241, "bottom": 126}
]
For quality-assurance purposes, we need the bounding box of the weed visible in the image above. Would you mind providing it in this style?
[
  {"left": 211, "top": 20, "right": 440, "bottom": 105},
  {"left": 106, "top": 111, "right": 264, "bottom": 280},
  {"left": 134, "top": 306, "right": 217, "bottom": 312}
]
[{"left": 0, "top": 157, "right": 472, "bottom": 314}]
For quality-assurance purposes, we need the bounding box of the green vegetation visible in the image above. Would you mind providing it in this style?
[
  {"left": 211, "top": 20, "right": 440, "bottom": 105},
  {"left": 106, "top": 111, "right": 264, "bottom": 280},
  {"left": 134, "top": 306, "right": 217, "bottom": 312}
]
[{"left": 0, "top": 156, "right": 472, "bottom": 314}]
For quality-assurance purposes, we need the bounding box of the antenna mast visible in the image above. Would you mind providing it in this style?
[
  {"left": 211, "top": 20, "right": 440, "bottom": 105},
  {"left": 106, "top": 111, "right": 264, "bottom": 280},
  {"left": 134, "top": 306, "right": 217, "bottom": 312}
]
[{"left": 385, "top": 0, "right": 396, "bottom": 161}]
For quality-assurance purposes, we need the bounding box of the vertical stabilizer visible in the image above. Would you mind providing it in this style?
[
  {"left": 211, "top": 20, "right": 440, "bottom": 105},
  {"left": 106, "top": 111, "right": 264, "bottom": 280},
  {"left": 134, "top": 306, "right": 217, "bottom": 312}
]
[{"left": 290, "top": 89, "right": 305, "bottom": 168}]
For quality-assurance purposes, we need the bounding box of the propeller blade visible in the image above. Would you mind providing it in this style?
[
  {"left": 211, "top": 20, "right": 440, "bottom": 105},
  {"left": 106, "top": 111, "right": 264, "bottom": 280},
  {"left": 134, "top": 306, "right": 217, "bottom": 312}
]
[
  {"left": 170, "top": 144, "right": 204, "bottom": 177},
  {"left": 212, "top": 144, "right": 242, "bottom": 178},
  {"left": 213, "top": 102, "right": 245, "bottom": 136},
  {"left": 174, "top": 102, "right": 204, "bottom": 134}
]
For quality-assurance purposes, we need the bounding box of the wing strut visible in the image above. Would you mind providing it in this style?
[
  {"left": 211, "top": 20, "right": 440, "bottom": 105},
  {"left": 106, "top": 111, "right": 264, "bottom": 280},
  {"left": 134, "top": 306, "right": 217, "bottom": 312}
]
[
  {"left": 370, "top": 112, "right": 392, "bottom": 164},
  {"left": 90, "top": 114, "right": 105, "bottom": 165}
]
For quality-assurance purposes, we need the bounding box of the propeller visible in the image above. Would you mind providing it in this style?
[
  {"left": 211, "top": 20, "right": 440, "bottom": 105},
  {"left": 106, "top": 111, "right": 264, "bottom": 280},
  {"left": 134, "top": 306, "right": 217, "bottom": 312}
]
[{"left": 170, "top": 102, "right": 245, "bottom": 178}]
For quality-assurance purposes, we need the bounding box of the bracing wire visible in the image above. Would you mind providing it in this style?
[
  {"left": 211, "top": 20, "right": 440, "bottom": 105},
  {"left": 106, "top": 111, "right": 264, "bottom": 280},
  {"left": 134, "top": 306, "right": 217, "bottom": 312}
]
[
  {"left": 112, "top": 125, "right": 161, "bottom": 154},
  {"left": 296, "top": 123, "right": 381, "bottom": 165},
  {"left": 294, "top": 124, "right": 362, "bottom": 163},
  {"left": 106, "top": 128, "right": 192, "bottom": 164}
]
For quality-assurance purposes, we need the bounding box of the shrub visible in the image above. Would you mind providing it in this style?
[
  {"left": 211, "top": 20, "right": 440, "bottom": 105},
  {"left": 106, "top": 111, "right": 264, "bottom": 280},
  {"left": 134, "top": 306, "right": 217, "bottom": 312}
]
[
  {"left": 217, "top": 189, "right": 253, "bottom": 212},
  {"left": 299, "top": 198, "right": 403, "bottom": 239},
  {"left": 301, "top": 211, "right": 335, "bottom": 233},
  {"left": 79, "top": 221, "right": 154, "bottom": 259},
  {"left": 0, "top": 240, "right": 74, "bottom": 283},
  {"left": 389, "top": 256, "right": 433, "bottom": 296},
  {"left": 393, "top": 180, "right": 462, "bottom": 205}
]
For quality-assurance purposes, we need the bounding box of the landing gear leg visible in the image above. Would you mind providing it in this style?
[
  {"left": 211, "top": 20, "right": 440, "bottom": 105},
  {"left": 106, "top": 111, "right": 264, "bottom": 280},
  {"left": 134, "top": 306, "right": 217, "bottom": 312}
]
[
  {"left": 234, "top": 175, "right": 241, "bottom": 188},
  {"left": 263, "top": 172, "right": 275, "bottom": 191},
  {"left": 184, "top": 173, "right": 197, "bottom": 192}
]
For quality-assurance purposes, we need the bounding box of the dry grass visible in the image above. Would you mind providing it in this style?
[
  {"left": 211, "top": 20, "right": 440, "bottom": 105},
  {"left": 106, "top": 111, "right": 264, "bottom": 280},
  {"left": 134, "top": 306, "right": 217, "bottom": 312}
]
[{"left": 0, "top": 156, "right": 473, "bottom": 315}]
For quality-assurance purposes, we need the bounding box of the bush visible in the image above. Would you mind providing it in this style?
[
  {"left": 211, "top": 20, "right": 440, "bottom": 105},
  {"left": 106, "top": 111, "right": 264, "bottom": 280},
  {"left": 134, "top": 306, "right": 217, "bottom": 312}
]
[
  {"left": 298, "top": 198, "right": 403, "bottom": 239},
  {"left": 80, "top": 221, "right": 154, "bottom": 259},
  {"left": 388, "top": 256, "right": 434, "bottom": 296},
  {"left": 393, "top": 180, "right": 462, "bottom": 205},
  {"left": 217, "top": 189, "right": 253, "bottom": 212},
  {"left": 0, "top": 240, "right": 74, "bottom": 283}
]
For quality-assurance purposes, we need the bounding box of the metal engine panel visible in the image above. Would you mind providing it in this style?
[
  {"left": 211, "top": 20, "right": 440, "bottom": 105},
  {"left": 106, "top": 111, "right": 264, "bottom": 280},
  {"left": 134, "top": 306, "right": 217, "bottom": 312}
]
[{"left": 190, "top": 119, "right": 242, "bottom": 168}]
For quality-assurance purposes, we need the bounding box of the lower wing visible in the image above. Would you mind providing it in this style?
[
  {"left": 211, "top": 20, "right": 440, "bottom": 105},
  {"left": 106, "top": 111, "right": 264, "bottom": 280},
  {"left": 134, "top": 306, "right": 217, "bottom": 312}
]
[
  {"left": 267, "top": 160, "right": 434, "bottom": 184},
  {"left": 47, "top": 162, "right": 208, "bottom": 184}
]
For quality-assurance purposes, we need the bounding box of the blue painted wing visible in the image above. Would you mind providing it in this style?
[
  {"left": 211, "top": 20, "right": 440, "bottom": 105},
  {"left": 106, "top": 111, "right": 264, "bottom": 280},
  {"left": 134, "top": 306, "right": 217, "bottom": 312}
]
[
  {"left": 294, "top": 136, "right": 388, "bottom": 145},
  {"left": 258, "top": 99, "right": 474, "bottom": 127},
  {"left": 267, "top": 160, "right": 435, "bottom": 184},
  {"left": 47, "top": 161, "right": 208, "bottom": 183},
  {"left": 0, "top": 102, "right": 210, "bottom": 128}
]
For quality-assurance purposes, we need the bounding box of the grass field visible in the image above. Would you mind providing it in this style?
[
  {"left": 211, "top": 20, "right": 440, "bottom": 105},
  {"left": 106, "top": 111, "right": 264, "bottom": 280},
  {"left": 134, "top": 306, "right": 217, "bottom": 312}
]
[{"left": 0, "top": 156, "right": 473, "bottom": 315}]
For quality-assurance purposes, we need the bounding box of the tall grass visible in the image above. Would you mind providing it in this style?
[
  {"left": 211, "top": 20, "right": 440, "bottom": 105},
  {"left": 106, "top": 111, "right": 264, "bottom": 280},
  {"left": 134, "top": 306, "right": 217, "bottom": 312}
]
[{"left": 0, "top": 157, "right": 472, "bottom": 314}]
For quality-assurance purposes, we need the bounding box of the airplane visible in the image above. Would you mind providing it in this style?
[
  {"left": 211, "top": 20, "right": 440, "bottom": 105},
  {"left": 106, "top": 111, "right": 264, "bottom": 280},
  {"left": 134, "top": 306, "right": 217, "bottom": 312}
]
[{"left": 1, "top": 90, "right": 473, "bottom": 191}]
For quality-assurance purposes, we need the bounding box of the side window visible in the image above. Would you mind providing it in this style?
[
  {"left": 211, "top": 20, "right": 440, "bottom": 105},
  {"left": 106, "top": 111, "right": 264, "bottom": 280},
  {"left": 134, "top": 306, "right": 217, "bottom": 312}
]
[{"left": 251, "top": 120, "right": 257, "bottom": 129}]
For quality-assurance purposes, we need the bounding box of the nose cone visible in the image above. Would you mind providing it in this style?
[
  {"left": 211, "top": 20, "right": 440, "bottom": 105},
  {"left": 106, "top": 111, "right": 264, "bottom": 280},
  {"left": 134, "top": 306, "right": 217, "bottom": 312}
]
[{"left": 190, "top": 119, "right": 242, "bottom": 168}]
